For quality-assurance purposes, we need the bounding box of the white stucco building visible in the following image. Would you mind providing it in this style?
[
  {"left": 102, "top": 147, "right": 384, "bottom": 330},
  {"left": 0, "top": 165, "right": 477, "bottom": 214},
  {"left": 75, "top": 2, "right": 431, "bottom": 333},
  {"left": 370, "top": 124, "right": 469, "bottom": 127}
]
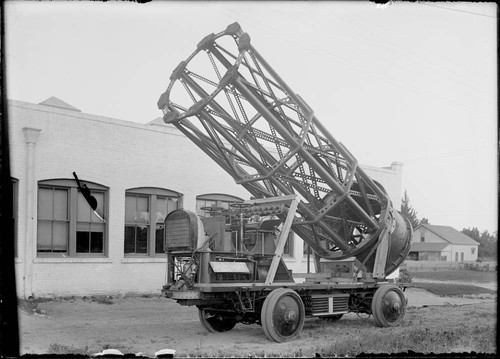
[{"left": 9, "top": 97, "right": 404, "bottom": 298}]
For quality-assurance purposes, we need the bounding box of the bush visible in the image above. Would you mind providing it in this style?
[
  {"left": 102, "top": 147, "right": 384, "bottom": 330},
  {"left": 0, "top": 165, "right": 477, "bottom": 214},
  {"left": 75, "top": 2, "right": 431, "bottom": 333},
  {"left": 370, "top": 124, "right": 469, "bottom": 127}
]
[{"left": 396, "top": 269, "right": 413, "bottom": 284}]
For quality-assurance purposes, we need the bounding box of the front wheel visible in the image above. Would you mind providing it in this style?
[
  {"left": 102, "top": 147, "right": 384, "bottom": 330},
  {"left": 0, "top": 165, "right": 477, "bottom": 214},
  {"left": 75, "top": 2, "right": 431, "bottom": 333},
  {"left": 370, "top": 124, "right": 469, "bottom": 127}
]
[
  {"left": 198, "top": 308, "right": 237, "bottom": 332},
  {"left": 261, "top": 288, "right": 305, "bottom": 342},
  {"left": 371, "top": 285, "right": 406, "bottom": 327}
]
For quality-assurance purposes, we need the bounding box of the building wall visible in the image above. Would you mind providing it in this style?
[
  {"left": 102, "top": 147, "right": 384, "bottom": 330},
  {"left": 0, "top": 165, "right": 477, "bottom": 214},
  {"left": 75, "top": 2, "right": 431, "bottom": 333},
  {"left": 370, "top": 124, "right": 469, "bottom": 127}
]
[
  {"left": 450, "top": 244, "right": 478, "bottom": 262},
  {"left": 9, "top": 99, "right": 404, "bottom": 297},
  {"left": 364, "top": 162, "right": 404, "bottom": 210},
  {"left": 413, "top": 227, "right": 447, "bottom": 244},
  {"left": 417, "top": 251, "right": 441, "bottom": 261}
]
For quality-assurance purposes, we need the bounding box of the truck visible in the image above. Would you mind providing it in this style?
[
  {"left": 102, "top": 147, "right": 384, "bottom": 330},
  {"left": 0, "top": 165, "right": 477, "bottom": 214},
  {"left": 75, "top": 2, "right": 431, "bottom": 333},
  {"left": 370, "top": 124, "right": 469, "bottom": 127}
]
[{"left": 155, "top": 22, "right": 413, "bottom": 342}]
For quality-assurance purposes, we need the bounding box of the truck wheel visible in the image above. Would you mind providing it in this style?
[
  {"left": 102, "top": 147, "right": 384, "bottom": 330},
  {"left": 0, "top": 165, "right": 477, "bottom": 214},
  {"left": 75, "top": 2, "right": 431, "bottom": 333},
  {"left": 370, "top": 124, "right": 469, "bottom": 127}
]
[
  {"left": 318, "top": 314, "right": 343, "bottom": 322},
  {"left": 371, "top": 285, "right": 406, "bottom": 327},
  {"left": 261, "top": 288, "right": 305, "bottom": 342},
  {"left": 198, "top": 309, "right": 237, "bottom": 332}
]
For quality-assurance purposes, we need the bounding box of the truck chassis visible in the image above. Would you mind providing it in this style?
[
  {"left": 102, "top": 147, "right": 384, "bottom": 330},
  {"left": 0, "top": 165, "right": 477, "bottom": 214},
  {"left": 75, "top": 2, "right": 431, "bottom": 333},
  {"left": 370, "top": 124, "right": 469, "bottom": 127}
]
[{"left": 162, "top": 196, "right": 407, "bottom": 342}]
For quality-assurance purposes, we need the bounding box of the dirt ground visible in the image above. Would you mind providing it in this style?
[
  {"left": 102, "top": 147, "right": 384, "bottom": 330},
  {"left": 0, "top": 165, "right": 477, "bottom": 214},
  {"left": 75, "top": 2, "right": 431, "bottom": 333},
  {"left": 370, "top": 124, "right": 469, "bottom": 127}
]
[{"left": 18, "top": 285, "right": 497, "bottom": 357}]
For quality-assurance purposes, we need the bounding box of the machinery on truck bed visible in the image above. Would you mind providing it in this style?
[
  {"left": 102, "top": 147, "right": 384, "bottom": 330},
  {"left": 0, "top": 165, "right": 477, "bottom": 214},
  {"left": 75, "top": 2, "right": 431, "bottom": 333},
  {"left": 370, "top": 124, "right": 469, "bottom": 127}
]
[{"left": 156, "top": 23, "right": 413, "bottom": 342}]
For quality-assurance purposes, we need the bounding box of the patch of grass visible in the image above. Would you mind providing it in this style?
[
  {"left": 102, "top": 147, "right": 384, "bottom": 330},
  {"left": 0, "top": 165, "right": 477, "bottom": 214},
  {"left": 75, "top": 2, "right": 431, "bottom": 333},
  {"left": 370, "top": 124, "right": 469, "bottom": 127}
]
[
  {"left": 18, "top": 297, "right": 53, "bottom": 315},
  {"left": 89, "top": 295, "right": 114, "bottom": 305},
  {"left": 411, "top": 270, "right": 497, "bottom": 283},
  {"left": 319, "top": 326, "right": 496, "bottom": 356},
  {"left": 413, "top": 282, "right": 496, "bottom": 297},
  {"left": 47, "top": 343, "right": 90, "bottom": 355}
]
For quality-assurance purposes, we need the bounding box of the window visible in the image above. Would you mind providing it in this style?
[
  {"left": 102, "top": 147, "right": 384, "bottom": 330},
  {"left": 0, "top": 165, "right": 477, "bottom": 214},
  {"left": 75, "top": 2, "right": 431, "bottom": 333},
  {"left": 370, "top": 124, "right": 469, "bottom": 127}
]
[
  {"left": 471, "top": 247, "right": 475, "bottom": 255},
  {"left": 243, "top": 226, "right": 293, "bottom": 255},
  {"left": 196, "top": 193, "right": 244, "bottom": 218},
  {"left": 37, "top": 179, "right": 108, "bottom": 256},
  {"left": 420, "top": 232, "right": 425, "bottom": 242},
  {"left": 125, "top": 188, "right": 181, "bottom": 255},
  {"left": 77, "top": 191, "right": 105, "bottom": 254},
  {"left": 195, "top": 193, "right": 297, "bottom": 254}
]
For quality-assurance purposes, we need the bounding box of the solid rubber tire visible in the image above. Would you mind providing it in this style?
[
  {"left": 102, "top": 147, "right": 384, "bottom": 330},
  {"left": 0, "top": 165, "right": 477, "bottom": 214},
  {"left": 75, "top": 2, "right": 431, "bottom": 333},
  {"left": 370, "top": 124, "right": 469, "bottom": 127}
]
[
  {"left": 371, "top": 284, "right": 406, "bottom": 327},
  {"left": 198, "top": 308, "right": 237, "bottom": 332},
  {"left": 261, "top": 288, "right": 305, "bottom": 342}
]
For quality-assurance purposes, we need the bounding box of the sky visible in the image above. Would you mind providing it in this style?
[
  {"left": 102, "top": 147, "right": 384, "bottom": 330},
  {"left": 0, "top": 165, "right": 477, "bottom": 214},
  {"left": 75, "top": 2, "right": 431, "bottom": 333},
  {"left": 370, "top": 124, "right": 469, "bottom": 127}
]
[{"left": 4, "top": 1, "right": 498, "bottom": 234}]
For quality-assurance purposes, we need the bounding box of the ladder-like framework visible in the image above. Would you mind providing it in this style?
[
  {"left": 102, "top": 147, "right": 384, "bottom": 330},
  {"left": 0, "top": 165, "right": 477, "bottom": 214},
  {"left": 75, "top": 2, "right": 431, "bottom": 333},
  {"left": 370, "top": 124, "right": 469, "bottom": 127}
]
[{"left": 158, "top": 23, "right": 411, "bottom": 277}]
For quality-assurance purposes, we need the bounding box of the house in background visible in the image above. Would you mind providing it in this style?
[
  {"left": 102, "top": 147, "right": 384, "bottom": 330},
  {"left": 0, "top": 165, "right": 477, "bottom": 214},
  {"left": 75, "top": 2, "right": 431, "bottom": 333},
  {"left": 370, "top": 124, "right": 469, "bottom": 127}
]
[{"left": 408, "top": 224, "right": 479, "bottom": 262}]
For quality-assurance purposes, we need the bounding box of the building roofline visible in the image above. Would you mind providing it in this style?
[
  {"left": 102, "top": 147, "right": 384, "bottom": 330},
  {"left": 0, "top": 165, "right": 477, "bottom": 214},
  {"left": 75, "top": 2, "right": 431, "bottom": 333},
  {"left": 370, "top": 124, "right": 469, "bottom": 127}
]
[
  {"left": 414, "top": 224, "right": 479, "bottom": 245},
  {"left": 8, "top": 98, "right": 184, "bottom": 137}
]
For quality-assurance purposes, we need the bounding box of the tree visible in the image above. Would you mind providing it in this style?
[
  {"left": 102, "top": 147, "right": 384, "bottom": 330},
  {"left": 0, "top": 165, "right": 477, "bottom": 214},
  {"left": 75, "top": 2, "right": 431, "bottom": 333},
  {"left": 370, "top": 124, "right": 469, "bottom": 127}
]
[
  {"left": 462, "top": 227, "right": 497, "bottom": 260},
  {"left": 400, "top": 190, "right": 420, "bottom": 229},
  {"left": 420, "top": 218, "right": 430, "bottom": 225}
]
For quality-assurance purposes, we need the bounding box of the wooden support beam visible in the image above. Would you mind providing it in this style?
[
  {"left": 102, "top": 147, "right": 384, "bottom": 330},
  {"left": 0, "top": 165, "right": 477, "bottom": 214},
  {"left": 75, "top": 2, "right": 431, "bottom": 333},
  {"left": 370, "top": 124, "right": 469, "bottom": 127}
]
[{"left": 265, "top": 198, "right": 299, "bottom": 285}]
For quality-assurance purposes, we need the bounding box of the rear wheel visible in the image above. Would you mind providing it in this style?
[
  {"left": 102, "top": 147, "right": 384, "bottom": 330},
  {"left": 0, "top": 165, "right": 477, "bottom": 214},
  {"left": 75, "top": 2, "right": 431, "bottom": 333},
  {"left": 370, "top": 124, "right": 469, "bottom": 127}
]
[
  {"left": 371, "top": 285, "right": 406, "bottom": 327},
  {"left": 198, "top": 308, "right": 237, "bottom": 332},
  {"left": 261, "top": 288, "right": 305, "bottom": 342}
]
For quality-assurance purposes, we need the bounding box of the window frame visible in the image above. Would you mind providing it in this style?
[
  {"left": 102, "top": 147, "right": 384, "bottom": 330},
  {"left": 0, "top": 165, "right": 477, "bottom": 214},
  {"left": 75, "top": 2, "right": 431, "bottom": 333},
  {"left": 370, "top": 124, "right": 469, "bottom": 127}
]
[
  {"left": 37, "top": 179, "right": 109, "bottom": 258},
  {"left": 124, "top": 187, "right": 182, "bottom": 257}
]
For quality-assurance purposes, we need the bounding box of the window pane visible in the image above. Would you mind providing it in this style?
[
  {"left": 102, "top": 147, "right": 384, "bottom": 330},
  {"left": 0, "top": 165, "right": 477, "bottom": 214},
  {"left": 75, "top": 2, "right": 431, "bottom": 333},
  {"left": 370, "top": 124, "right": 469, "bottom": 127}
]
[
  {"left": 37, "top": 221, "right": 52, "bottom": 251},
  {"left": 92, "top": 192, "right": 105, "bottom": 221},
  {"left": 136, "top": 226, "right": 148, "bottom": 253},
  {"left": 53, "top": 189, "right": 68, "bottom": 220},
  {"left": 77, "top": 222, "right": 90, "bottom": 232},
  {"left": 155, "top": 224, "right": 164, "bottom": 253},
  {"left": 125, "top": 195, "right": 137, "bottom": 222},
  {"left": 124, "top": 226, "right": 136, "bottom": 253},
  {"left": 156, "top": 196, "right": 167, "bottom": 224},
  {"left": 283, "top": 232, "right": 293, "bottom": 255},
  {"left": 77, "top": 192, "right": 91, "bottom": 222},
  {"left": 167, "top": 197, "right": 179, "bottom": 215},
  {"left": 197, "top": 200, "right": 216, "bottom": 217},
  {"left": 76, "top": 231, "right": 90, "bottom": 253},
  {"left": 137, "top": 196, "right": 149, "bottom": 224},
  {"left": 77, "top": 223, "right": 104, "bottom": 253},
  {"left": 38, "top": 188, "right": 53, "bottom": 220},
  {"left": 53, "top": 221, "right": 68, "bottom": 252},
  {"left": 90, "top": 222, "right": 104, "bottom": 233},
  {"left": 90, "top": 232, "right": 104, "bottom": 253}
]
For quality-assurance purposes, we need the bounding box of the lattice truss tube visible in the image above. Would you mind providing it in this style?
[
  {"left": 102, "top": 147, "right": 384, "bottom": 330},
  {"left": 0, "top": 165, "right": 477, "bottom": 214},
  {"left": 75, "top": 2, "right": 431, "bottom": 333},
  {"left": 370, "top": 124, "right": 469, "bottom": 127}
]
[{"left": 157, "top": 23, "right": 406, "bottom": 266}]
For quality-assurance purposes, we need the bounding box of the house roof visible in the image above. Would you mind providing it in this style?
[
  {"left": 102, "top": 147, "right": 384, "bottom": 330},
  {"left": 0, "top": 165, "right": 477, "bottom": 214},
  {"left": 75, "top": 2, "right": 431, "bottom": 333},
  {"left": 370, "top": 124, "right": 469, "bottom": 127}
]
[
  {"left": 39, "top": 96, "right": 81, "bottom": 112},
  {"left": 416, "top": 224, "right": 479, "bottom": 246},
  {"left": 410, "top": 242, "right": 449, "bottom": 252}
]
